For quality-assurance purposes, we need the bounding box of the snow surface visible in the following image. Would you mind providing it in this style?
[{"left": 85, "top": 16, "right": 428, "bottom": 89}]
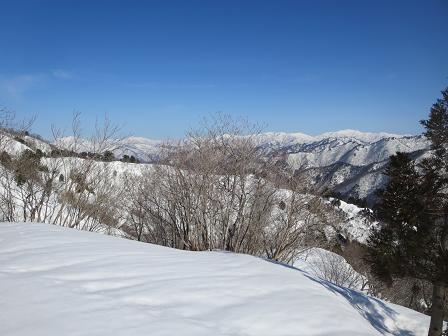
[
  {"left": 0, "top": 222, "right": 429, "bottom": 336},
  {"left": 2, "top": 138, "right": 29, "bottom": 155},
  {"left": 0, "top": 133, "right": 52, "bottom": 156}
]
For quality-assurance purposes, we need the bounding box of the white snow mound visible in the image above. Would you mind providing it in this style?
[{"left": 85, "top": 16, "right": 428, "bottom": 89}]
[{"left": 0, "top": 223, "right": 429, "bottom": 336}]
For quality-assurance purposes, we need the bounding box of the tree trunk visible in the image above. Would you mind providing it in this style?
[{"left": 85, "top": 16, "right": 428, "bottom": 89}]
[{"left": 428, "top": 282, "right": 446, "bottom": 336}]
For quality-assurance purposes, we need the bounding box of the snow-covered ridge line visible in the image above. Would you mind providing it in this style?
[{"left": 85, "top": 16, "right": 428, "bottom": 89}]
[
  {"left": 253, "top": 129, "right": 411, "bottom": 146},
  {"left": 0, "top": 222, "right": 430, "bottom": 336},
  {"left": 52, "top": 129, "right": 417, "bottom": 161},
  {"left": 54, "top": 129, "right": 412, "bottom": 151}
]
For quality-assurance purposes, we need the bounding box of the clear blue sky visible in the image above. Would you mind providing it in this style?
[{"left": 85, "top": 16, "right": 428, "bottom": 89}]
[{"left": 0, "top": 0, "right": 447, "bottom": 139}]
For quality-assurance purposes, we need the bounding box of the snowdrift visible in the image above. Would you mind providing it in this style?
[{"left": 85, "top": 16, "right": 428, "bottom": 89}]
[{"left": 0, "top": 223, "right": 429, "bottom": 336}]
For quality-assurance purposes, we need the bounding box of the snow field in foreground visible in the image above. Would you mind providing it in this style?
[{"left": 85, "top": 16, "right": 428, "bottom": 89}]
[{"left": 0, "top": 222, "right": 429, "bottom": 336}]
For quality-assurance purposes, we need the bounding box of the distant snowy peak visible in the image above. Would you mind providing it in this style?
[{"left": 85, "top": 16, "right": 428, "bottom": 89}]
[
  {"left": 114, "top": 136, "right": 167, "bottom": 161},
  {"left": 254, "top": 129, "right": 409, "bottom": 147},
  {"left": 253, "top": 132, "right": 316, "bottom": 145},
  {"left": 315, "top": 129, "right": 408, "bottom": 143}
]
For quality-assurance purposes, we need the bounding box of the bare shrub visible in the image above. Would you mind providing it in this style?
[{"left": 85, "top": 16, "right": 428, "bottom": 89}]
[{"left": 302, "top": 248, "right": 367, "bottom": 290}]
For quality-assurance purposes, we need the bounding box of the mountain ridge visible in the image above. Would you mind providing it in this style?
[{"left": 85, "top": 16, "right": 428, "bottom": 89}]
[{"left": 4, "top": 129, "right": 430, "bottom": 203}]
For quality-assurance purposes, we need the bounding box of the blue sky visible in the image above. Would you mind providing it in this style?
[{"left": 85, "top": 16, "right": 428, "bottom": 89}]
[{"left": 0, "top": 0, "right": 447, "bottom": 139}]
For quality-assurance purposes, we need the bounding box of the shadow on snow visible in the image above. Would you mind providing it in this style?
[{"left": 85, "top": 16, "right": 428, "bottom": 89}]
[{"left": 266, "top": 259, "right": 416, "bottom": 336}]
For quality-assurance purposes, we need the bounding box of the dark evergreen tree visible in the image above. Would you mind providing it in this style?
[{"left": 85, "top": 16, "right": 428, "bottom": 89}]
[
  {"left": 420, "top": 87, "right": 448, "bottom": 336},
  {"left": 368, "top": 88, "right": 448, "bottom": 336},
  {"left": 368, "top": 153, "right": 427, "bottom": 283}
]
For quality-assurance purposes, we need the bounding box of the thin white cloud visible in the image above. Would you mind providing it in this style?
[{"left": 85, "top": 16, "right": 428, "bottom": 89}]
[
  {"left": 0, "top": 69, "right": 74, "bottom": 100},
  {"left": 51, "top": 69, "right": 74, "bottom": 79},
  {"left": 0, "top": 73, "right": 46, "bottom": 99}
]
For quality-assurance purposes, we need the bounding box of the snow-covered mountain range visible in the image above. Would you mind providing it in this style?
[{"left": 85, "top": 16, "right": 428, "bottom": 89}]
[
  {"left": 92, "top": 129, "right": 430, "bottom": 203},
  {"left": 261, "top": 131, "right": 430, "bottom": 203},
  {"left": 4, "top": 129, "right": 431, "bottom": 204}
]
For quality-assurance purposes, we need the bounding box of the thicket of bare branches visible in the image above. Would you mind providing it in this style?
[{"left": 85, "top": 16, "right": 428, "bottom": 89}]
[
  {"left": 121, "top": 114, "right": 335, "bottom": 261},
  {"left": 0, "top": 112, "right": 124, "bottom": 232}
]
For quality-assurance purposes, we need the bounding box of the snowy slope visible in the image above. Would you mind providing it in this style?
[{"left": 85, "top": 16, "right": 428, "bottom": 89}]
[
  {"left": 334, "top": 199, "right": 378, "bottom": 243},
  {"left": 250, "top": 131, "right": 429, "bottom": 201},
  {"left": 1, "top": 133, "right": 53, "bottom": 156},
  {"left": 0, "top": 222, "right": 429, "bottom": 336},
  {"left": 284, "top": 135, "right": 429, "bottom": 201},
  {"left": 54, "top": 136, "right": 168, "bottom": 162},
  {"left": 285, "top": 136, "right": 428, "bottom": 168},
  {"left": 113, "top": 136, "right": 166, "bottom": 161}
]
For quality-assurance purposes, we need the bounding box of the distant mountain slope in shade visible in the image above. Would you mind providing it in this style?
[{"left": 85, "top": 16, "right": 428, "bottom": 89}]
[{"left": 0, "top": 222, "right": 429, "bottom": 336}]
